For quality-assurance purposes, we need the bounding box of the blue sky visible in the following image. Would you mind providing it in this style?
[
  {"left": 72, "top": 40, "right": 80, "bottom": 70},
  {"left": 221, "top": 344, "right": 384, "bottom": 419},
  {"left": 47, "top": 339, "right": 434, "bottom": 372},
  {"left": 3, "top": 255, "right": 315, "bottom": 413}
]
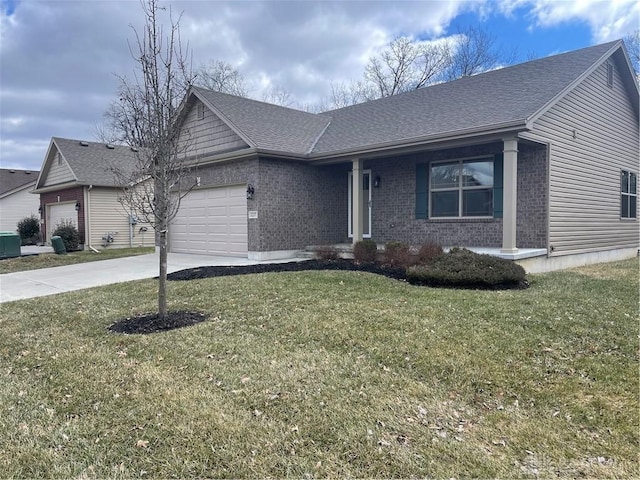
[{"left": 1, "top": 0, "right": 638, "bottom": 171}]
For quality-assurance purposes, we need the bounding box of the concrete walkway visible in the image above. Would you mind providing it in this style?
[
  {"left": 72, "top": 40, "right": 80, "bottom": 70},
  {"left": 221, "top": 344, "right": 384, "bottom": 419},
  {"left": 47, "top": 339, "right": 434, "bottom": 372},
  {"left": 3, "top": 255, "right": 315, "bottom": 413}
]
[{"left": 0, "top": 251, "right": 305, "bottom": 303}]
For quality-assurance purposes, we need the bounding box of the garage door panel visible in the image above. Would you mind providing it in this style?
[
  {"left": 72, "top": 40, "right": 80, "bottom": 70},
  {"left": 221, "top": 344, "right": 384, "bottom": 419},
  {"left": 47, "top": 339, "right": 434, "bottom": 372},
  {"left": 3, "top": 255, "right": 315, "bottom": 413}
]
[{"left": 170, "top": 185, "right": 248, "bottom": 257}]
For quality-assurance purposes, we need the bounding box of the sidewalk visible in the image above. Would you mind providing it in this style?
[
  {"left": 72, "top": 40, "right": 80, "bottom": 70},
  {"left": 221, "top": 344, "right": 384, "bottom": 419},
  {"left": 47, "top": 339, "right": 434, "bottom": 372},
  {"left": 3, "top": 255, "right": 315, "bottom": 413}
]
[{"left": 0, "top": 252, "right": 303, "bottom": 303}]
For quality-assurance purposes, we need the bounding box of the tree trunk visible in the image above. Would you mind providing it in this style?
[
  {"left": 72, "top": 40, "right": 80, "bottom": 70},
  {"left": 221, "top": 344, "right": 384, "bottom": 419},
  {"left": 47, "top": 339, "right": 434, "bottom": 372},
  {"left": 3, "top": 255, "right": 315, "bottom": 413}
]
[{"left": 158, "top": 229, "right": 168, "bottom": 320}]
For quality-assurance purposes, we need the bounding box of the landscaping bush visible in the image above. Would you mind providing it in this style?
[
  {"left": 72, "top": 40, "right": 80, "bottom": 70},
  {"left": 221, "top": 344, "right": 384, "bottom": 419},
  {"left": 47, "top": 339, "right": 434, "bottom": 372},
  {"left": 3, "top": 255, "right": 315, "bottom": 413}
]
[
  {"left": 406, "top": 248, "right": 526, "bottom": 289},
  {"left": 353, "top": 239, "right": 377, "bottom": 263},
  {"left": 17, "top": 215, "right": 41, "bottom": 245},
  {"left": 416, "top": 242, "right": 444, "bottom": 265},
  {"left": 52, "top": 221, "right": 81, "bottom": 252},
  {"left": 314, "top": 245, "right": 340, "bottom": 261},
  {"left": 383, "top": 241, "right": 413, "bottom": 267}
]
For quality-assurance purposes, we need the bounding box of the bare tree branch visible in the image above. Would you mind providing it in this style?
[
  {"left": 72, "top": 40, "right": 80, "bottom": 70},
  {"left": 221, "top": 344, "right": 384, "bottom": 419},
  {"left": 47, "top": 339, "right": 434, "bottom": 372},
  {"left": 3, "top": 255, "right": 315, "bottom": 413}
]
[
  {"left": 444, "top": 26, "right": 504, "bottom": 80},
  {"left": 194, "top": 60, "right": 249, "bottom": 96},
  {"left": 363, "top": 36, "right": 451, "bottom": 99},
  {"left": 262, "top": 85, "right": 294, "bottom": 107},
  {"left": 624, "top": 30, "right": 640, "bottom": 82}
]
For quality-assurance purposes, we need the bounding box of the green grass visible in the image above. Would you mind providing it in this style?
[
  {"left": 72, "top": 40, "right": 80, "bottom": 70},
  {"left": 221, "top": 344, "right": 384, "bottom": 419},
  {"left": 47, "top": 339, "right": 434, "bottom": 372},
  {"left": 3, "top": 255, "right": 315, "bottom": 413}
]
[
  {"left": 0, "top": 247, "right": 154, "bottom": 274},
  {"left": 0, "top": 259, "right": 637, "bottom": 478}
]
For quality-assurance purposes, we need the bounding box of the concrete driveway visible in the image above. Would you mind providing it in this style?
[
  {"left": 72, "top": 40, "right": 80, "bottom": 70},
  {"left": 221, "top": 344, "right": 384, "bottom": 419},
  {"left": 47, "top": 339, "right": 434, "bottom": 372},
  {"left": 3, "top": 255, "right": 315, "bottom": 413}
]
[{"left": 0, "top": 252, "right": 303, "bottom": 303}]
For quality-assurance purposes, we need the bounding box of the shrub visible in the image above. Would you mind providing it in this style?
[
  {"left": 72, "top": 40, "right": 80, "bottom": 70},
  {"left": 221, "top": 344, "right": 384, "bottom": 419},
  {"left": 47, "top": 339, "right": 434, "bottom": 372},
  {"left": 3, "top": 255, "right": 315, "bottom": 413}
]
[
  {"left": 406, "top": 248, "right": 526, "bottom": 289},
  {"left": 315, "top": 245, "right": 340, "bottom": 261},
  {"left": 383, "top": 241, "right": 413, "bottom": 267},
  {"left": 353, "top": 239, "right": 377, "bottom": 263},
  {"left": 416, "top": 242, "right": 444, "bottom": 265},
  {"left": 52, "top": 220, "right": 81, "bottom": 252},
  {"left": 17, "top": 215, "right": 41, "bottom": 245}
]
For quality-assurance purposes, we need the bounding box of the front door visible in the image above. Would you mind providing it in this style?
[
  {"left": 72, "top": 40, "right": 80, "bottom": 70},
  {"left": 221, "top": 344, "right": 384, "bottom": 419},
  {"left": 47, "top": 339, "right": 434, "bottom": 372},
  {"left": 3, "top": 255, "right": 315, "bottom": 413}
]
[{"left": 348, "top": 169, "right": 371, "bottom": 238}]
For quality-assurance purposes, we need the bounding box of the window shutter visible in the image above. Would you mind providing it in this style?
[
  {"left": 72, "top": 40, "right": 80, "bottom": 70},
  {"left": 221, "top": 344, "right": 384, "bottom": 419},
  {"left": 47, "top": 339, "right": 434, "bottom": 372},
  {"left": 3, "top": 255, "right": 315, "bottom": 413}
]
[
  {"left": 416, "top": 163, "right": 428, "bottom": 219},
  {"left": 493, "top": 154, "right": 504, "bottom": 218}
]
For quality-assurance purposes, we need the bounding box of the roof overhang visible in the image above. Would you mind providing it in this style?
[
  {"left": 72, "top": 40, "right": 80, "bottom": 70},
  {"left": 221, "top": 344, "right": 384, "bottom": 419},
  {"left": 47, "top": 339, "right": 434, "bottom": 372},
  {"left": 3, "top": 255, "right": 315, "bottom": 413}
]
[
  {"left": 0, "top": 181, "right": 38, "bottom": 199},
  {"left": 308, "top": 121, "right": 531, "bottom": 164}
]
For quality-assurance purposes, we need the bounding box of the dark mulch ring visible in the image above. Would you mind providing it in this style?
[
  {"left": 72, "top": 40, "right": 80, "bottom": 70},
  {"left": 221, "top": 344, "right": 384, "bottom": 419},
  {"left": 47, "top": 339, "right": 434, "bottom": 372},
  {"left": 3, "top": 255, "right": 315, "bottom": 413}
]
[
  {"left": 167, "top": 259, "right": 528, "bottom": 290},
  {"left": 108, "top": 311, "right": 207, "bottom": 335}
]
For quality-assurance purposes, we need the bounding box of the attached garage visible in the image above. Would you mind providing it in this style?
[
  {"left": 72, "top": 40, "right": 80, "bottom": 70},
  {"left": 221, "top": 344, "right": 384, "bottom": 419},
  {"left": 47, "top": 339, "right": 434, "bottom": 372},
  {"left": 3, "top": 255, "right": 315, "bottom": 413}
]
[
  {"left": 47, "top": 202, "right": 78, "bottom": 243},
  {"left": 170, "top": 185, "right": 248, "bottom": 256}
]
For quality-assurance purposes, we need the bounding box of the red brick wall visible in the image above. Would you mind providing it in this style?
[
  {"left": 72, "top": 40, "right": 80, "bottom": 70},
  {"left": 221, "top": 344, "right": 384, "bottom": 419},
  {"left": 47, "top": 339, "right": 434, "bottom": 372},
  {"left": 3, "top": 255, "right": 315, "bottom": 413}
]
[{"left": 40, "top": 186, "right": 85, "bottom": 244}]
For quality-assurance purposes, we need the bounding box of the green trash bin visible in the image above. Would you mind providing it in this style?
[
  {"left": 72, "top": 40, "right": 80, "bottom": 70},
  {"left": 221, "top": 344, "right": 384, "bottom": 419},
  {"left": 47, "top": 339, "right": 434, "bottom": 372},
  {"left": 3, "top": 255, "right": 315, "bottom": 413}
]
[
  {"left": 51, "top": 236, "right": 66, "bottom": 255},
  {"left": 0, "top": 231, "right": 21, "bottom": 259}
]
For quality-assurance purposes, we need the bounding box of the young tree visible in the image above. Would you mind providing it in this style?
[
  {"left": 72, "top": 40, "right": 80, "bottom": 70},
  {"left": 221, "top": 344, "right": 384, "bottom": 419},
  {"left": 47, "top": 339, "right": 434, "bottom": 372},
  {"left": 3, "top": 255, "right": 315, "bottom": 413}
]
[{"left": 105, "top": 0, "right": 195, "bottom": 320}]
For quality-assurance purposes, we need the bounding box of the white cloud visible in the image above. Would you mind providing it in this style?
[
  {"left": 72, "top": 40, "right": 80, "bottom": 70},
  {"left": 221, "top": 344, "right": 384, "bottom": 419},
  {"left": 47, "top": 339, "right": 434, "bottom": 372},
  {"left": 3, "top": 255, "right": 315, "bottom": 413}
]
[{"left": 498, "top": 0, "right": 639, "bottom": 42}]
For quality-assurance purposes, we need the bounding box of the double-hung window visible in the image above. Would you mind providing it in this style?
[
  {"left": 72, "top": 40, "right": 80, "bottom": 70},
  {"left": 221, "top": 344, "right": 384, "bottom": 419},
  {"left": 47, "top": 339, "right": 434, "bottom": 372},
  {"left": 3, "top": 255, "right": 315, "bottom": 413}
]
[
  {"left": 621, "top": 170, "right": 637, "bottom": 219},
  {"left": 430, "top": 158, "right": 494, "bottom": 217}
]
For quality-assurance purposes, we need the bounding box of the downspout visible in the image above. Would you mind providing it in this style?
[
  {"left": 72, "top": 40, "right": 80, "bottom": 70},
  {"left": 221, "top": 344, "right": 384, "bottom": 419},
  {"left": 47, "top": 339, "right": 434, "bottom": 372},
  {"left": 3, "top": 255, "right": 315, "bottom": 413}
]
[
  {"left": 86, "top": 185, "right": 93, "bottom": 250},
  {"left": 129, "top": 212, "right": 133, "bottom": 248}
]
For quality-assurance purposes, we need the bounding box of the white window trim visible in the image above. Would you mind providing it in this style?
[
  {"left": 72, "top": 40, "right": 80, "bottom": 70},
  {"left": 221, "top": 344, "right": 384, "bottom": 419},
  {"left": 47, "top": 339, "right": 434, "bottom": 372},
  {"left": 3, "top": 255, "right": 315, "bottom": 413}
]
[
  {"left": 429, "top": 156, "right": 494, "bottom": 219},
  {"left": 621, "top": 169, "right": 637, "bottom": 220}
]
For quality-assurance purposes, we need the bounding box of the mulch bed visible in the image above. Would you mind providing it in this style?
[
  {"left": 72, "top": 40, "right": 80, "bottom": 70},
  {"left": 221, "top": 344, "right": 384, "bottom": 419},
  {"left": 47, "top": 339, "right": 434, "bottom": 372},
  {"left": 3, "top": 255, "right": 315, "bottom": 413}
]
[
  {"left": 108, "top": 311, "right": 207, "bottom": 335},
  {"left": 167, "top": 259, "right": 407, "bottom": 282}
]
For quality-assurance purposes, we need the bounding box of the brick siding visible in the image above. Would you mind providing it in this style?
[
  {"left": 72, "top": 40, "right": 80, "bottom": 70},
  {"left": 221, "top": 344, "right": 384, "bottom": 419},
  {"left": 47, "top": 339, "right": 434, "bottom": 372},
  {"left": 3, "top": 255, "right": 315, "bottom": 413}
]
[
  {"left": 40, "top": 186, "right": 85, "bottom": 243},
  {"left": 367, "top": 141, "right": 548, "bottom": 248}
]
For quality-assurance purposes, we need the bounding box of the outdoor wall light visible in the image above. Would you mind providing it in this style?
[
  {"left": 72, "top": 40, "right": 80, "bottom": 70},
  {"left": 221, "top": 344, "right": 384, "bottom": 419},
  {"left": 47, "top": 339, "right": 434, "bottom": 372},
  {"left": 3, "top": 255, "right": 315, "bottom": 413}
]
[
  {"left": 373, "top": 175, "right": 381, "bottom": 188},
  {"left": 38, "top": 205, "right": 42, "bottom": 215},
  {"left": 75, "top": 201, "right": 81, "bottom": 211},
  {"left": 246, "top": 184, "right": 255, "bottom": 199}
]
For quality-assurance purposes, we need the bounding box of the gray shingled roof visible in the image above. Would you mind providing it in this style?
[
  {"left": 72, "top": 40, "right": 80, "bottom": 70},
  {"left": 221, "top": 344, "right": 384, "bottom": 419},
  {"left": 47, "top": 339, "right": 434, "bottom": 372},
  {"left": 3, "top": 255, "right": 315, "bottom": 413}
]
[
  {"left": 0, "top": 168, "right": 38, "bottom": 196},
  {"left": 193, "top": 41, "right": 626, "bottom": 158},
  {"left": 52, "top": 137, "right": 141, "bottom": 187},
  {"left": 194, "top": 87, "right": 331, "bottom": 154},
  {"left": 313, "top": 41, "right": 622, "bottom": 154}
]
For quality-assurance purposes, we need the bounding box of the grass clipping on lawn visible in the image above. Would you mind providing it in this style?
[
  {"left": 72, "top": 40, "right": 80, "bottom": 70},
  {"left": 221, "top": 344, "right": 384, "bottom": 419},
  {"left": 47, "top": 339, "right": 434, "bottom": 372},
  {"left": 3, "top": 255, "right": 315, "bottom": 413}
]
[{"left": 0, "top": 259, "right": 637, "bottom": 478}]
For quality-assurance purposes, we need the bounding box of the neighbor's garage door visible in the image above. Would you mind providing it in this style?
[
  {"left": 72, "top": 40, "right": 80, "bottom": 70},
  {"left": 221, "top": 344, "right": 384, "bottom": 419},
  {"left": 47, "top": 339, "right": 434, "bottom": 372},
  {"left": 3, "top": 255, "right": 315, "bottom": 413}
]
[
  {"left": 47, "top": 202, "right": 78, "bottom": 243},
  {"left": 170, "top": 185, "right": 247, "bottom": 256}
]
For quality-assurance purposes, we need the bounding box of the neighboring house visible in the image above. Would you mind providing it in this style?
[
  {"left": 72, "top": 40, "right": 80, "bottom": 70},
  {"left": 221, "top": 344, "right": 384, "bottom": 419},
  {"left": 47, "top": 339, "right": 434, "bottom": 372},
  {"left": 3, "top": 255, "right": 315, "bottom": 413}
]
[
  {"left": 0, "top": 168, "right": 40, "bottom": 233},
  {"left": 32, "top": 138, "right": 154, "bottom": 249},
  {"left": 168, "top": 40, "right": 638, "bottom": 271}
]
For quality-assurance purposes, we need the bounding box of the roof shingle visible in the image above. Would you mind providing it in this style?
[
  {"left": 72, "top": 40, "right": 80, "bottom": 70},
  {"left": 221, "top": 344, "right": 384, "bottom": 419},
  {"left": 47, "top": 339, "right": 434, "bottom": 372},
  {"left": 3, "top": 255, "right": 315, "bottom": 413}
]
[{"left": 52, "top": 137, "right": 140, "bottom": 186}]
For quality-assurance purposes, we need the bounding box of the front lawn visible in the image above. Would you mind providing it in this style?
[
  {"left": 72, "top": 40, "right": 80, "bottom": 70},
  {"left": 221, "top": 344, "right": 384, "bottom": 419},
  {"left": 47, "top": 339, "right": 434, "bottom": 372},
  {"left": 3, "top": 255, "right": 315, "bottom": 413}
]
[
  {"left": 0, "top": 247, "right": 154, "bottom": 274},
  {"left": 0, "top": 259, "right": 637, "bottom": 478}
]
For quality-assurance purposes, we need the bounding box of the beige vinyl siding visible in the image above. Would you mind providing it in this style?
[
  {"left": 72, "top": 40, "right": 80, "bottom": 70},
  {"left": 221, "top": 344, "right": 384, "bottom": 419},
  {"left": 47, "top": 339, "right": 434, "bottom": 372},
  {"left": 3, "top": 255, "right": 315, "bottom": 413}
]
[
  {"left": 87, "top": 187, "right": 153, "bottom": 249},
  {"left": 0, "top": 185, "right": 39, "bottom": 232},
  {"left": 43, "top": 151, "right": 75, "bottom": 186},
  {"left": 179, "top": 99, "right": 247, "bottom": 157},
  {"left": 530, "top": 60, "right": 639, "bottom": 256}
]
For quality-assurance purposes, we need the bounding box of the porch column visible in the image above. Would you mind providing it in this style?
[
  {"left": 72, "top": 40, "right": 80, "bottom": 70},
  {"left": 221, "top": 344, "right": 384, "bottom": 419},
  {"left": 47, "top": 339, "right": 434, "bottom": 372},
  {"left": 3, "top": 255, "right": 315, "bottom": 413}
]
[
  {"left": 352, "top": 158, "right": 364, "bottom": 243},
  {"left": 501, "top": 137, "right": 519, "bottom": 253}
]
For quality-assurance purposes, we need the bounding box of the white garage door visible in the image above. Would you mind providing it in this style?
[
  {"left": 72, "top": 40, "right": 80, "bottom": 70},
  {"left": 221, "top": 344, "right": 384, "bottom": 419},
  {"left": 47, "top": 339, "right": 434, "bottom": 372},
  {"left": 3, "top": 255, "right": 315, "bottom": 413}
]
[
  {"left": 170, "top": 185, "right": 248, "bottom": 256},
  {"left": 47, "top": 202, "right": 78, "bottom": 243}
]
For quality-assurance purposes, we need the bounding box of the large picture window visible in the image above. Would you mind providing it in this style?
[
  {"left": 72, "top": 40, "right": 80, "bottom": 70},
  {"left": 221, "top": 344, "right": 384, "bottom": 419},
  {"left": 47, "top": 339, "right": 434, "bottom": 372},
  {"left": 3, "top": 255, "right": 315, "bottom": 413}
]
[
  {"left": 430, "top": 159, "right": 494, "bottom": 217},
  {"left": 621, "top": 170, "right": 637, "bottom": 219}
]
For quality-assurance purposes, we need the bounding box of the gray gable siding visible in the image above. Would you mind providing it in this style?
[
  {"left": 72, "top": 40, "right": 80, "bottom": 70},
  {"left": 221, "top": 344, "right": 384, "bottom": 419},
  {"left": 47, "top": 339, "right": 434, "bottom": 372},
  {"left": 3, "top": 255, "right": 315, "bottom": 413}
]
[
  {"left": 43, "top": 149, "right": 75, "bottom": 186},
  {"left": 179, "top": 99, "right": 248, "bottom": 157},
  {"left": 530, "top": 60, "right": 639, "bottom": 256}
]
